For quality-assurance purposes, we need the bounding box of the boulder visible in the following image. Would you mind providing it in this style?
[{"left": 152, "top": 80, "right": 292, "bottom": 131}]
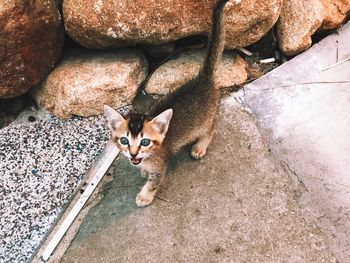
[
  {"left": 320, "top": 0, "right": 350, "bottom": 30},
  {"left": 0, "top": 0, "right": 64, "bottom": 98},
  {"left": 277, "top": 0, "right": 324, "bottom": 56},
  {"left": 31, "top": 49, "right": 148, "bottom": 119},
  {"left": 145, "top": 50, "right": 248, "bottom": 95},
  {"left": 63, "top": 0, "right": 282, "bottom": 49}
]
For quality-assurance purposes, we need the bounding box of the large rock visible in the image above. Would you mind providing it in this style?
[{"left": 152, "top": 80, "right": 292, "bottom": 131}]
[
  {"left": 63, "top": 0, "right": 282, "bottom": 49},
  {"left": 31, "top": 49, "right": 148, "bottom": 119},
  {"left": 320, "top": 0, "right": 350, "bottom": 29},
  {"left": 0, "top": 0, "right": 64, "bottom": 98},
  {"left": 277, "top": 0, "right": 324, "bottom": 56},
  {"left": 145, "top": 50, "right": 248, "bottom": 95}
]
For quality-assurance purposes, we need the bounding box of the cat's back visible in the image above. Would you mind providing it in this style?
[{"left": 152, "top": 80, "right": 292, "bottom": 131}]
[
  {"left": 153, "top": 75, "right": 218, "bottom": 118},
  {"left": 153, "top": 76, "right": 218, "bottom": 154}
]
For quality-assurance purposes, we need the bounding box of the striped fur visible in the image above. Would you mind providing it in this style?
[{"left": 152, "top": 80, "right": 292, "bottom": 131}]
[{"left": 105, "top": 0, "right": 231, "bottom": 206}]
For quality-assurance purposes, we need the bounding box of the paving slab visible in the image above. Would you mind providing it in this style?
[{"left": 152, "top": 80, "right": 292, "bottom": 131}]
[
  {"left": 0, "top": 111, "right": 109, "bottom": 263},
  {"left": 61, "top": 101, "right": 335, "bottom": 263},
  {"left": 241, "top": 22, "right": 350, "bottom": 262}
]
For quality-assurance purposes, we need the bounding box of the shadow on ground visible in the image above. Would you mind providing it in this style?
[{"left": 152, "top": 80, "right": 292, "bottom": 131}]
[{"left": 61, "top": 100, "right": 335, "bottom": 263}]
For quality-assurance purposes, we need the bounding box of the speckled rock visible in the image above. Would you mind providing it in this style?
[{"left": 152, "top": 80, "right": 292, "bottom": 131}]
[
  {"left": 0, "top": 0, "right": 64, "bottom": 98},
  {"left": 320, "top": 0, "right": 350, "bottom": 29},
  {"left": 31, "top": 49, "right": 148, "bottom": 119},
  {"left": 63, "top": 0, "right": 282, "bottom": 49},
  {"left": 277, "top": 0, "right": 324, "bottom": 56},
  {"left": 145, "top": 50, "right": 248, "bottom": 95},
  {"left": 0, "top": 115, "right": 109, "bottom": 263}
]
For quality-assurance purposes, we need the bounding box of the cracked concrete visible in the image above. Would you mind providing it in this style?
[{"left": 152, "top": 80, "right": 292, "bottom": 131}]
[
  {"left": 280, "top": 160, "right": 308, "bottom": 199},
  {"left": 241, "top": 21, "right": 350, "bottom": 262}
]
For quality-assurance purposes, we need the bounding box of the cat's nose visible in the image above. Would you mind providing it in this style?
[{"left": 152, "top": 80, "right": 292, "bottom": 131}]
[{"left": 130, "top": 153, "right": 137, "bottom": 158}]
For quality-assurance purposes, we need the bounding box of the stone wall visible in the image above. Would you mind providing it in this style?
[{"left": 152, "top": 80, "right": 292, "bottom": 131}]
[{"left": 1, "top": 0, "right": 349, "bottom": 117}]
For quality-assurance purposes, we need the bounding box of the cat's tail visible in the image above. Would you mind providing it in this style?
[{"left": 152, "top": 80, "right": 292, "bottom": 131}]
[{"left": 200, "top": 0, "right": 232, "bottom": 84}]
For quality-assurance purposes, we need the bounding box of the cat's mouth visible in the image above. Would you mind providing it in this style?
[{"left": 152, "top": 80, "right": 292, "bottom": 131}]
[{"left": 130, "top": 157, "right": 143, "bottom": 165}]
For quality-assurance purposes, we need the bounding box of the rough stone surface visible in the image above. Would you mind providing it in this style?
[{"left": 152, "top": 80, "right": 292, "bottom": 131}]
[
  {"left": 0, "top": 113, "right": 109, "bottom": 263},
  {"left": 277, "top": 0, "right": 324, "bottom": 56},
  {"left": 61, "top": 101, "right": 335, "bottom": 263},
  {"left": 0, "top": 0, "right": 64, "bottom": 98},
  {"left": 145, "top": 50, "right": 248, "bottom": 95},
  {"left": 32, "top": 49, "right": 148, "bottom": 119},
  {"left": 320, "top": 0, "right": 350, "bottom": 29},
  {"left": 242, "top": 22, "right": 350, "bottom": 262},
  {"left": 63, "top": 0, "right": 282, "bottom": 49}
]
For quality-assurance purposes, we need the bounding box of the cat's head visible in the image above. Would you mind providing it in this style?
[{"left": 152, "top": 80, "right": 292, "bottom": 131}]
[{"left": 104, "top": 105, "right": 173, "bottom": 166}]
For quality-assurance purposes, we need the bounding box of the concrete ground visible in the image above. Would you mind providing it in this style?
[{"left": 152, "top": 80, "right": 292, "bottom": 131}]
[
  {"left": 61, "top": 22, "right": 350, "bottom": 263},
  {"left": 61, "top": 101, "right": 335, "bottom": 262},
  {"left": 240, "top": 22, "right": 350, "bottom": 262}
]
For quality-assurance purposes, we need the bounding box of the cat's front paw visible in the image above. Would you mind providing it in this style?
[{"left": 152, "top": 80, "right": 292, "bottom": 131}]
[
  {"left": 191, "top": 145, "right": 206, "bottom": 159},
  {"left": 136, "top": 191, "right": 155, "bottom": 207}
]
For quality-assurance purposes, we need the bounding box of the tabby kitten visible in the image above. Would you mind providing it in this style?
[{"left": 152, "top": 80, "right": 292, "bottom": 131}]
[{"left": 104, "top": 0, "right": 230, "bottom": 206}]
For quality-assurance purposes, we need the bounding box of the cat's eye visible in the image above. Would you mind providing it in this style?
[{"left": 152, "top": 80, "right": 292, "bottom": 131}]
[
  {"left": 140, "top": 138, "right": 151, "bottom": 147},
  {"left": 120, "top": 137, "right": 129, "bottom": 145}
]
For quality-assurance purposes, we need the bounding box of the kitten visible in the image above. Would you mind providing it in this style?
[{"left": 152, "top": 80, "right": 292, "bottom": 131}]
[{"left": 104, "top": 0, "right": 230, "bottom": 206}]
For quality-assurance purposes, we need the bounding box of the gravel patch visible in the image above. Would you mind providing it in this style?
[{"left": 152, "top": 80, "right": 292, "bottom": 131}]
[{"left": 0, "top": 115, "right": 109, "bottom": 262}]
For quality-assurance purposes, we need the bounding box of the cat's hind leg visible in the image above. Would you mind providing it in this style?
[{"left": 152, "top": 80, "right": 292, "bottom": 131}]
[{"left": 191, "top": 125, "right": 214, "bottom": 160}]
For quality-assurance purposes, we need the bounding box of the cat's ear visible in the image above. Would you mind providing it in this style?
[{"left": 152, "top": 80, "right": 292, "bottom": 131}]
[
  {"left": 150, "top": 109, "right": 173, "bottom": 136},
  {"left": 104, "top": 105, "right": 125, "bottom": 131}
]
